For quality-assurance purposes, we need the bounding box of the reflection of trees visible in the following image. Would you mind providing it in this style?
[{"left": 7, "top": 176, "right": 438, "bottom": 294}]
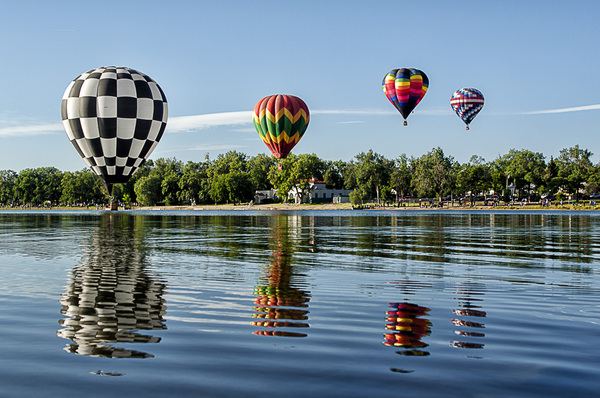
[
  {"left": 451, "top": 281, "right": 486, "bottom": 351},
  {"left": 57, "top": 213, "right": 167, "bottom": 358},
  {"left": 300, "top": 214, "right": 597, "bottom": 276},
  {"left": 252, "top": 218, "right": 310, "bottom": 338}
]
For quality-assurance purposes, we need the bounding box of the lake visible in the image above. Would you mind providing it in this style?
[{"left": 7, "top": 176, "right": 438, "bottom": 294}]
[{"left": 0, "top": 209, "right": 598, "bottom": 397}]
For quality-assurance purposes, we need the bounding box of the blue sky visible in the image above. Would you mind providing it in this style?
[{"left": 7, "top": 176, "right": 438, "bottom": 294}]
[{"left": 1, "top": 0, "right": 599, "bottom": 171}]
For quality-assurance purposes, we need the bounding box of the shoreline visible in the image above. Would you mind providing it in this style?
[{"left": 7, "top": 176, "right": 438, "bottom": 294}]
[
  {"left": 2, "top": 203, "right": 598, "bottom": 212},
  {"left": 136, "top": 202, "right": 598, "bottom": 211}
]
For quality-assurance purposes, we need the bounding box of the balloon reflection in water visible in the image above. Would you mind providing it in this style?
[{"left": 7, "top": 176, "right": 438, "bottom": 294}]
[
  {"left": 383, "top": 302, "right": 431, "bottom": 355},
  {"left": 57, "top": 214, "right": 167, "bottom": 358},
  {"left": 450, "top": 282, "right": 486, "bottom": 351},
  {"left": 252, "top": 224, "right": 310, "bottom": 338}
]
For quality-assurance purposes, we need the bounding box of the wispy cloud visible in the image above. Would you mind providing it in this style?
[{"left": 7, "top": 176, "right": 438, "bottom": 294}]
[
  {"left": 335, "top": 120, "right": 365, "bottom": 125},
  {"left": 314, "top": 108, "right": 451, "bottom": 116},
  {"left": 523, "top": 104, "right": 600, "bottom": 115},
  {"left": 165, "top": 109, "right": 399, "bottom": 134},
  {"left": 231, "top": 127, "right": 257, "bottom": 133},
  {"left": 166, "top": 111, "right": 253, "bottom": 133},
  {"left": 313, "top": 109, "right": 394, "bottom": 116},
  {"left": 0, "top": 123, "right": 63, "bottom": 138},
  {"left": 189, "top": 144, "right": 247, "bottom": 151},
  {"left": 0, "top": 107, "right": 452, "bottom": 139}
]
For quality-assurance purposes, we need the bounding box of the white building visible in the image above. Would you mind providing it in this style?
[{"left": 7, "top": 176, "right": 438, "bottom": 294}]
[
  {"left": 288, "top": 179, "right": 353, "bottom": 204},
  {"left": 254, "top": 189, "right": 277, "bottom": 204}
]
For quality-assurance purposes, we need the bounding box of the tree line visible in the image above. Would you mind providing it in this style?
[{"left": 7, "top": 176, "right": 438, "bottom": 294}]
[{"left": 0, "top": 145, "right": 598, "bottom": 207}]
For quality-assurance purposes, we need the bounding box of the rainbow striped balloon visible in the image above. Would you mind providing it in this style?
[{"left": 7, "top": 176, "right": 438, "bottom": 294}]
[
  {"left": 253, "top": 95, "right": 309, "bottom": 159},
  {"left": 450, "top": 88, "right": 484, "bottom": 130},
  {"left": 382, "top": 68, "right": 429, "bottom": 126}
]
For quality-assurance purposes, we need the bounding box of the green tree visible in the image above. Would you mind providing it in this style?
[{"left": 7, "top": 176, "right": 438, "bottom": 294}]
[
  {"left": 14, "top": 169, "right": 39, "bottom": 204},
  {"left": 17, "top": 167, "right": 64, "bottom": 205},
  {"left": 208, "top": 151, "right": 253, "bottom": 204},
  {"left": 323, "top": 160, "right": 347, "bottom": 189},
  {"left": 501, "top": 149, "right": 546, "bottom": 198},
  {"left": 412, "top": 147, "right": 455, "bottom": 200},
  {"left": 134, "top": 175, "right": 162, "bottom": 205},
  {"left": 248, "top": 153, "right": 275, "bottom": 191},
  {"left": 60, "top": 169, "right": 104, "bottom": 205},
  {"left": 0, "top": 170, "right": 17, "bottom": 205},
  {"left": 210, "top": 174, "right": 229, "bottom": 204},
  {"left": 122, "top": 159, "right": 155, "bottom": 203},
  {"left": 342, "top": 160, "right": 357, "bottom": 190},
  {"left": 352, "top": 150, "right": 391, "bottom": 203},
  {"left": 456, "top": 155, "right": 492, "bottom": 200},
  {"left": 111, "top": 184, "right": 124, "bottom": 202},
  {"left": 60, "top": 171, "right": 75, "bottom": 204},
  {"left": 390, "top": 154, "right": 413, "bottom": 201},
  {"left": 268, "top": 156, "right": 296, "bottom": 202},
  {"left": 556, "top": 145, "right": 593, "bottom": 200},
  {"left": 379, "top": 184, "right": 394, "bottom": 205},
  {"left": 178, "top": 160, "right": 210, "bottom": 205},
  {"left": 349, "top": 188, "right": 367, "bottom": 205},
  {"left": 225, "top": 170, "right": 254, "bottom": 204},
  {"left": 146, "top": 158, "right": 183, "bottom": 205},
  {"left": 588, "top": 164, "right": 600, "bottom": 194},
  {"left": 211, "top": 151, "right": 248, "bottom": 175},
  {"left": 489, "top": 156, "right": 509, "bottom": 200},
  {"left": 542, "top": 156, "right": 560, "bottom": 195},
  {"left": 210, "top": 169, "right": 255, "bottom": 205},
  {"left": 161, "top": 170, "right": 181, "bottom": 205},
  {"left": 268, "top": 153, "right": 325, "bottom": 203}
]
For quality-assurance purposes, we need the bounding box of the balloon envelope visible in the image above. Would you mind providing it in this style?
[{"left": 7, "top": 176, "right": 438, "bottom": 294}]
[
  {"left": 253, "top": 95, "right": 309, "bottom": 159},
  {"left": 450, "top": 88, "right": 484, "bottom": 130},
  {"left": 382, "top": 68, "right": 429, "bottom": 125},
  {"left": 61, "top": 66, "right": 168, "bottom": 195}
]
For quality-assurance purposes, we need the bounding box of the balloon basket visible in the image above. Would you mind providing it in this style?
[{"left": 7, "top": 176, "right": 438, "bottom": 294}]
[
  {"left": 403, "top": 121, "right": 408, "bottom": 126},
  {"left": 109, "top": 202, "right": 118, "bottom": 211}
]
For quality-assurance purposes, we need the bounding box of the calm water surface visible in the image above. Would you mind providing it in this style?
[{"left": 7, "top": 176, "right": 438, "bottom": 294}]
[{"left": 0, "top": 210, "right": 598, "bottom": 397}]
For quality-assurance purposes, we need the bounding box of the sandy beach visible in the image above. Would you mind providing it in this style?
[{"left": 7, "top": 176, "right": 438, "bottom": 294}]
[
  {"left": 3, "top": 202, "right": 597, "bottom": 212},
  {"left": 134, "top": 202, "right": 598, "bottom": 211}
]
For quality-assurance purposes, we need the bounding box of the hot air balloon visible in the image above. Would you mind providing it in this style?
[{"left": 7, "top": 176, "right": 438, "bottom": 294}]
[
  {"left": 382, "top": 68, "right": 429, "bottom": 126},
  {"left": 450, "top": 88, "right": 484, "bottom": 130},
  {"left": 61, "top": 66, "right": 168, "bottom": 196},
  {"left": 253, "top": 95, "right": 309, "bottom": 159}
]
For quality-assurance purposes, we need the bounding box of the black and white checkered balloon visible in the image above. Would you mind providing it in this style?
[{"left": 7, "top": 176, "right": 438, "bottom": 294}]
[{"left": 61, "top": 66, "right": 168, "bottom": 195}]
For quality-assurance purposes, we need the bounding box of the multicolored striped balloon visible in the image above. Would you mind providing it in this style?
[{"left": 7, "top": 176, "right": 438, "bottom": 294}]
[
  {"left": 450, "top": 88, "right": 484, "bottom": 130},
  {"left": 382, "top": 68, "right": 429, "bottom": 126},
  {"left": 253, "top": 95, "right": 309, "bottom": 159}
]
